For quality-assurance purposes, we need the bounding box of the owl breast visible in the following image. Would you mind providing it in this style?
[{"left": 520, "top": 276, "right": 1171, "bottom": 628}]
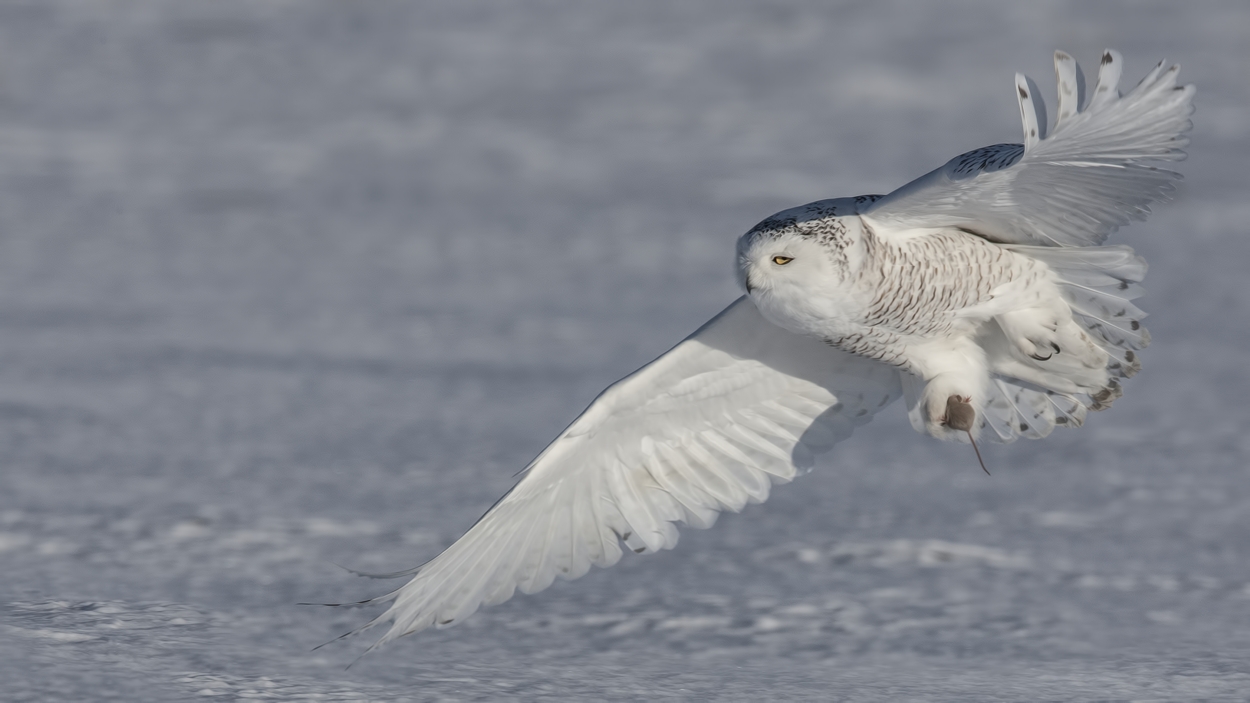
[
  {"left": 756, "top": 222, "right": 1041, "bottom": 372},
  {"left": 855, "top": 228, "right": 1024, "bottom": 337}
]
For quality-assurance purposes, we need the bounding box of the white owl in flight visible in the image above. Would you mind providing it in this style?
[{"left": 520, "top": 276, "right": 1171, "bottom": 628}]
[{"left": 326, "top": 50, "right": 1194, "bottom": 650}]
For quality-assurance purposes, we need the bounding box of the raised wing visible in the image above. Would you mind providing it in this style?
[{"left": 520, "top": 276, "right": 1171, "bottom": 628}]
[
  {"left": 351, "top": 297, "right": 901, "bottom": 648},
  {"left": 862, "top": 50, "right": 1195, "bottom": 247}
]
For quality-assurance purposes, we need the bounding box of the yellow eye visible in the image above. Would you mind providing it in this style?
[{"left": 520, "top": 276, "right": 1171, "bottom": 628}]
[{"left": 772, "top": 255, "right": 794, "bottom": 265}]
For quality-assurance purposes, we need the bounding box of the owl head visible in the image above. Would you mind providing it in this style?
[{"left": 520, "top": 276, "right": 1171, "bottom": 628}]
[{"left": 735, "top": 198, "right": 868, "bottom": 298}]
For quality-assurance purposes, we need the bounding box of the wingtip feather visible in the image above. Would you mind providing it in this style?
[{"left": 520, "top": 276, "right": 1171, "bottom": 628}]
[
  {"left": 1053, "top": 50, "right": 1085, "bottom": 126},
  {"left": 1089, "top": 48, "right": 1124, "bottom": 110},
  {"left": 1015, "top": 73, "right": 1046, "bottom": 150}
]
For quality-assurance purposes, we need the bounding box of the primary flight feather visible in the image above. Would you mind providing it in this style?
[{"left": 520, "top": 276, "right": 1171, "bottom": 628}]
[{"left": 330, "top": 50, "right": 1194, "bottom": 650}]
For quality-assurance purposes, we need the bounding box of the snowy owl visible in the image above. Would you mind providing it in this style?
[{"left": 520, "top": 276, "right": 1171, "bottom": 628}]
[{"left": 325, "top": 50, "right": 1194, "bottom": 649}]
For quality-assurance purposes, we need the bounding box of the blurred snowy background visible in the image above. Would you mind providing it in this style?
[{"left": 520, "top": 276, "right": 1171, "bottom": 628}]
[{"left": 1, "top": 1, "right": 1248, "bottom": 700}]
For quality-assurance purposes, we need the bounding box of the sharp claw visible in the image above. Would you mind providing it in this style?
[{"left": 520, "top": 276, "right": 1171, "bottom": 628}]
[{"left": 1026, "top": 339, "right": 1059, "bottom": 361}]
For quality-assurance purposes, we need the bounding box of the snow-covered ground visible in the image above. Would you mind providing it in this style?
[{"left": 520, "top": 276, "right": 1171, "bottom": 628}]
[{"left": 2, "top": 2, "right": 1249, "bottom": 700}]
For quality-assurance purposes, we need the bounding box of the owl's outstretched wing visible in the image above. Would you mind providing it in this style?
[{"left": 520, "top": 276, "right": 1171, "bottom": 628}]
[
  {"left": 862, "top": 50, "right": 1195, "bottom": 247},
  {"left": 348, "top": 297, "right": 901, "bottom": 648}
]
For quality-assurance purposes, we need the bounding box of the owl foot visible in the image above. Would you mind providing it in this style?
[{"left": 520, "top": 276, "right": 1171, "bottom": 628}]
[
  {"left": 1027, "top": 340, "right": 1061, "bottom": 361},
  {"left": 998, "top": 308, "right": 1063, "bottom": 363}
]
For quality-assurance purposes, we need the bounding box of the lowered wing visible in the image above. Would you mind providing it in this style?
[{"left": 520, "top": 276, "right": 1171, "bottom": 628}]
[{"left": 350, "top": 297, "right": 901, "bottom": 648}]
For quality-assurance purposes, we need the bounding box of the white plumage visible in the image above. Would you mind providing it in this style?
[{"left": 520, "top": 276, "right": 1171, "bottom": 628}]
[{"left": 332, "top": 50, "right": 1194, "bottom": 649}]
